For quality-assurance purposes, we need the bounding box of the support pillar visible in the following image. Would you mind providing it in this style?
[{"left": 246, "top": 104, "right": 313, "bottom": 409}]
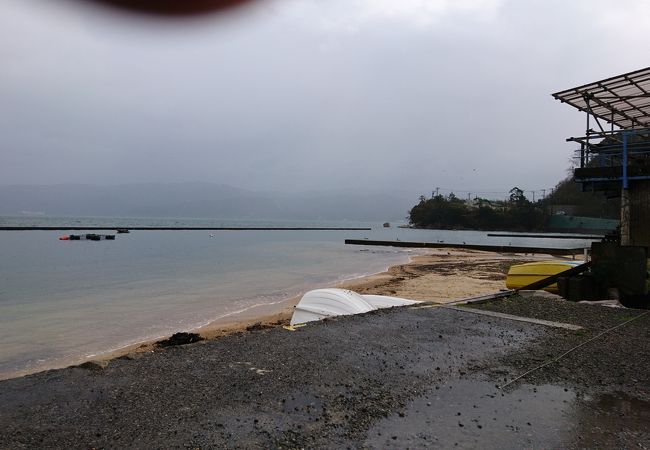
[{"left": 621, "top": 186, "right": 631, "bottom": 246}]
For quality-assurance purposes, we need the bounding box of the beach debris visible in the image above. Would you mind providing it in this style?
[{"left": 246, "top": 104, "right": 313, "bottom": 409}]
[
  {"left": 156, "top": 332, "right": 204, "bottom": 347},
  {"left": 245, "top": 322, "right": 274, "bottom": 332},
  {"left": 229, "top": 361, "right": 272, "bottom": 375},
  {"left": 282, "top": 324, "right": 307, "bottom": 332},
  {"left": 76, "top": 360, "right": 109, "bottom": 371}
]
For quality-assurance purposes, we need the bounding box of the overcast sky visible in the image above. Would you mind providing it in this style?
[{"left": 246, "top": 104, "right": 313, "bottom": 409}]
[{"left": 1, "top": 0, "right": 649, "bottom": 199}]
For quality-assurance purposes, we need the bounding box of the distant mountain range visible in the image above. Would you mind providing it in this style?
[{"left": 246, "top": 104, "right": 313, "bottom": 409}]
[{"left": 0, "top": 183, "right": 416, "bottom": 221}]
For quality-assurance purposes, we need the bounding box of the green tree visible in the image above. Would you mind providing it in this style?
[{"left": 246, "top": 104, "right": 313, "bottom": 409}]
[{"left": 508, "top": 187, "right": 527, "bottom": 206}]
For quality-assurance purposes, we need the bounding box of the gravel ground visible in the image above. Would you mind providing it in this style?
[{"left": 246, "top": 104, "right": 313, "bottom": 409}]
[
  {"left": 466, "top": 294, "right": 650, "bottom": 449},
  {"left": 1, "top": 296, "right": 648, "bottom": 449},
  {"left": 470, "top": 294, "right": 650, "bottom": 395}
]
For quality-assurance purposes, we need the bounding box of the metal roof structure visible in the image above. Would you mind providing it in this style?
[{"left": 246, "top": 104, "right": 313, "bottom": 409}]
[{"left": 552, "top": 66, "right": 650, "bottom": 130}]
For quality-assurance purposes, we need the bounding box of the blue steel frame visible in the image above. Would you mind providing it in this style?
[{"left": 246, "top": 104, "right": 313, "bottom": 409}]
[
  {"left": 623, "top": 131, "right": 630, "bottom": 189},
  {"left": 573, "top": 128, "right": 650, "bottom": 189}
]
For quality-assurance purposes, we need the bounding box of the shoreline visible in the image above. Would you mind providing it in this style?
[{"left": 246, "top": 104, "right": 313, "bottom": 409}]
[
  {"left": 1, "top": 248, "right": 565, "bottom": 381},
  {"left": 190, "top": 247, "right": 575, "bottom": 333},
  {"left": 0, "top": 249, "right": 418, "bottom": 381}
]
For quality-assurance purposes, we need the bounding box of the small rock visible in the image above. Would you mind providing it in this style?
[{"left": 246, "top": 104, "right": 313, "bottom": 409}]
[{"left": 77, "top": 360, "right": 109, "bottom": 371}]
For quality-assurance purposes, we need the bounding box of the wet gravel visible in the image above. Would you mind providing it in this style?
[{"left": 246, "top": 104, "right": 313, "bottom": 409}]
[
  {"left": 470, "top": 294, "right": 650, "bottom": 395},
  {"left": 1, "top": 296, "right": 648, "bottom": 449}
]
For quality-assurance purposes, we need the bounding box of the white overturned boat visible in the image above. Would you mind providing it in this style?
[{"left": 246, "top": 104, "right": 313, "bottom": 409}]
[{"left": 290, "top": 288, "right": 420, "bottom": 325}]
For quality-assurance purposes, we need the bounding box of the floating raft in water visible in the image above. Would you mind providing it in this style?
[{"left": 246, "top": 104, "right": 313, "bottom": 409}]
[{"left": 59, "top": 233, "right": 116, "bottom": 241}]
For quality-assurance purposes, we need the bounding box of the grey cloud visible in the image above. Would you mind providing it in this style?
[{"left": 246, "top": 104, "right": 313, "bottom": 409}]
[{"left": 1, "top": 0, "right": 649, "bottom": 200}]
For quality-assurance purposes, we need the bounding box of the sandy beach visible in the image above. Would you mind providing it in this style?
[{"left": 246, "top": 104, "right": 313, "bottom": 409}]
[
  {"left": 78, "top": 248, "right": 565, "bottom": 367},
  {"left": 1, "top": 246, "right": 577, "bottom": 382},
  {"left": 192, "top": 248, "right": 560, "bottom": 339}
]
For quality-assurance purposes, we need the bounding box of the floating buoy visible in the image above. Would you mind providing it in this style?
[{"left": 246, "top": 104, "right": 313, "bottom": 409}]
[{"left": 59, "top": 234, "right": 116, "bottom": 241}]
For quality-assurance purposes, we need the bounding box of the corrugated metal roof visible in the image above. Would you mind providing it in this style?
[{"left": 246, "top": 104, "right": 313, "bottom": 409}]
[{"left": 552, "top": 67, "right": 650, "bottom": 130}]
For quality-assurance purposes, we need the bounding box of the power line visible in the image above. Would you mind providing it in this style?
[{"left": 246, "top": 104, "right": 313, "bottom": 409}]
[{"left": 434, "top": 187, "right": 554, "bottom": 196}]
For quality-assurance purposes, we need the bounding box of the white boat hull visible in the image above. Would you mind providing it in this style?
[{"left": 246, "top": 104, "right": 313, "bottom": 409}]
[
  {"left": 290, "top": 288, "right": 420, "bottom": 325},
  {"left": 362, "top": 294, "right": 420, "bottom": 309}
]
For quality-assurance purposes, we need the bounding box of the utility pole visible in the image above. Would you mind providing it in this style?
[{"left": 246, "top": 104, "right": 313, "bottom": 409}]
[
  {"left": 436, "top": 187, "right": 439, "bottom": 197},
  {"left": 532, "top": 190, "right": 536, "bottom": 202},
  {"left": 541, "top": 189, "right": 546, "bottom": 199}
]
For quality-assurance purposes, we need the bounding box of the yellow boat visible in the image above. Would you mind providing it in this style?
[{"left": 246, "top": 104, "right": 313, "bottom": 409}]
[{"left": 506, "top": 260, "right": 584, "bottom": 293}]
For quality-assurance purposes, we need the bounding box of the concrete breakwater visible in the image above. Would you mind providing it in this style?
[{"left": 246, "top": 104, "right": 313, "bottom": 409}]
[
  {"left": 345, "top": 239, "right": 585, "bottom": 255},
  {"left": 1, "top": 226, "right": 372, "bottom": 231}
]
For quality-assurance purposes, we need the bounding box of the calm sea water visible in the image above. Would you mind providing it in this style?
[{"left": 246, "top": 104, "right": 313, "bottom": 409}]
[{"left": 0, "top": 216, "right": 596, "bottom": 379}]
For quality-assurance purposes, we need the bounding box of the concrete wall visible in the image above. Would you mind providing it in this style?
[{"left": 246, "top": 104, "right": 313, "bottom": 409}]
[
  {"left": 547, "top": 215, "right": 619, "bottom": 233},
  {"left": 629, "top": 180, "right": 650, "bottom": 248}
]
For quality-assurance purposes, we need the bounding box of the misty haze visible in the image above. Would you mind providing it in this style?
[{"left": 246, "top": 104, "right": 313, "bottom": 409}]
[
  {"left": 0, "top": 182, "right": 415, "bottom": 221},
  {"left": 1, "top": 1, "right": 649, "bottom": 448},
  {"left": 1, "top": 0, "right": 645, "bottom": 203}
]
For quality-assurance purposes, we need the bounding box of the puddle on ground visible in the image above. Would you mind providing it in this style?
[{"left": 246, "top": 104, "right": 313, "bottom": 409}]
[
  {"left": 281, "top": 391, "right": 323, "bottom": 418},
  {"left": 365, "top": 379, "right": 576, "bottom": 449},
  {"left": 571, "top": 392, "right": 650, "bottom": 448},
  {"left": 365, "top": 379, "right": 650, "bottom": 449}
]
